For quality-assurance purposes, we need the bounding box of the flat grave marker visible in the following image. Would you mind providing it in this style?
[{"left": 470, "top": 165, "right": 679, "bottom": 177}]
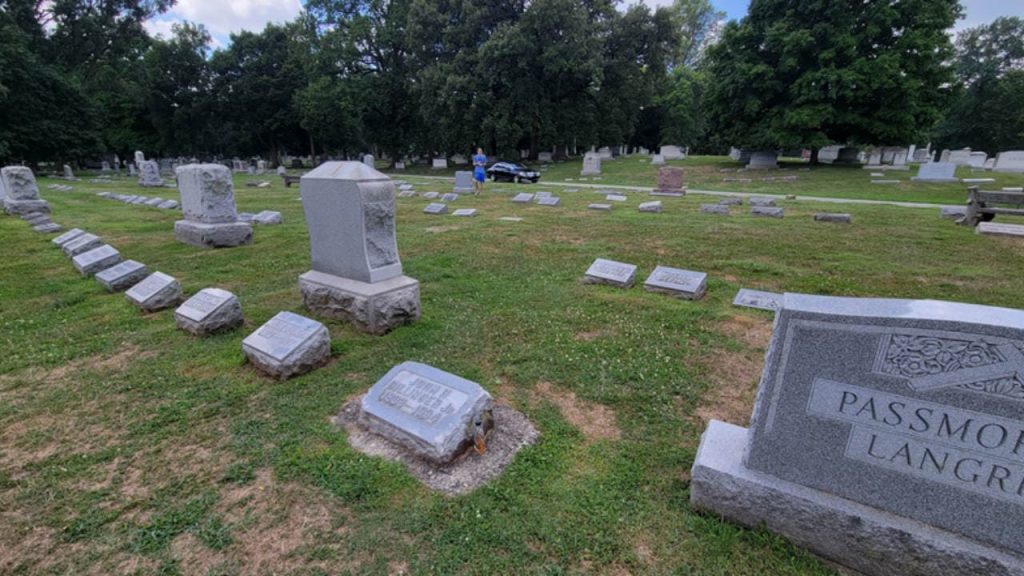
[
  {"left": 52, "top": 228, "right": 85, "bottom": 247},
  {"left": 174, "top": 288, "right": 243, "bottom": 336},
  {"left": 700, "top": 204, "right": 730, "bottom": 215},
  {"left": 423, "top": 203, "right": 448, "bottom": 215},
  {"left": 583, "top": 258, "right": 637, "bottom": 288},
  {"left": 512, "top": 193, "right": 534, "bottom": 203},
  {"left": 95, "top": 260, "right": 149, "bottom": 292},
  {"left": 125, "top": 271, "right": 182, "bottom": 312},
  {"left": 452, "top": 208, "right": 478, "bottom": 217},
  {"left": 537, "top": 197, "right": 560, "bottom": 206},
  {"left": 638, "top": 201, "right": 662, "bottom": 213},
  {"left": 643, "top": 266, "right": 707, "bottom": 300},
  {"left": 976, "top": 222, "right": 1024, "bottom": 238},
  {"left": 751, "top": 206, "right": 784, "bottom": 218},
  {"left": 242, "top": 311, "right": 330, "bottom": 379},
  {"left": 732, "top": 288, "right": 782, "bottom": 311},
  {"left": 72, "top": 245, "right": 121, "bottom": 277}
]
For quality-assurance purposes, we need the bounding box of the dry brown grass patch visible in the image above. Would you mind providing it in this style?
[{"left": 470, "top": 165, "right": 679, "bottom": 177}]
[
  {"left": 718, "top": 314, "right": 772, "bottom": 349},
  {"left": 533, "top": 381, "right": 620, "bottom": 443}
]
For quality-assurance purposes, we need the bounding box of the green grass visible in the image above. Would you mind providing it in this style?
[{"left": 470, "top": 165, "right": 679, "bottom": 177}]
[
  {"left": 393, "top": 154, "right": 1024, "bottom": 205},
  {"left": 2, "top": 158, "right": 1024, "bottom": 574}
]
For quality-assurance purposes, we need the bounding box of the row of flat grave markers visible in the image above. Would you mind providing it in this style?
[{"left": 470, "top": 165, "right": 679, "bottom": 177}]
[
  {"left": 97, "top": 191, "right": 179, "bottom": 210},
  {"left": 582, "top": 258, "right": 707, "bottom": 300}
]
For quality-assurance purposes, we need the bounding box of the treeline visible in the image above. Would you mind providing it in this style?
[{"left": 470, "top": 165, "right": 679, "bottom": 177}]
[
  {"left": 0, "top": 0, "right": 721, "bottom": 165},
  {"left": 0, "top": 1, "right": 1020, "bottom": 167}
]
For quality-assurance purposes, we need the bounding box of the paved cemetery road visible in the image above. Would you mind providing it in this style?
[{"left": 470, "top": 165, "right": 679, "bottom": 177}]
[{"left": 404, "top": 175, "right": 954, "bottom": 209}]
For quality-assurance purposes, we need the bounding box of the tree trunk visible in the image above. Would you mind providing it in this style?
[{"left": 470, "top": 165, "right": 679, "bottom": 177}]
[{"left": 810, "top": 148, "right": 820, "bottom": 165}]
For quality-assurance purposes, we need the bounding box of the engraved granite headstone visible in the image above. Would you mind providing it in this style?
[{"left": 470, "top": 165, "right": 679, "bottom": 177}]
[
  {"left": 359, "top": 361, "right": 494, "bottom": 464},
  {"left": 52, "top": 228, "right": 85, "bottom": 248},
  {"left": 700, "top": 204, "right": 730, "bottom": 215},
  {"left": 643, "top": 266, "right": 706, "bottom": 300},
  {"left": 512, "top": 193, "right": 534, "bottom": 203},
  {"left": 537, "top": 197, "right": 560, "bottom": 206},
  {"left": 62, "top": 233, "right": 103, "bottom": 257},
  {"left": 751, "top": 206, "right": 784, "bottom": 218},
  {"left": 174, "top": 288, "right": 243, "bottom": 335},
  {"left": 638, "top": 201, "right": 662, "bottom": 213},
  {"left": 453, "top": 172, "right": 474, "bottom": 194},
  {"left": 125, "top": 272, "right": 182, "bottom": 312},
  {"left": 72, "top": 244, "right": 122, "bottom": 277},
  {"left": 452, "top": 208, "right": 477, "bottom": 217},
  {"left": 912, "top": 162, "right": 958, "bottom": 183},
  {"left": 174, "top": 164, "right": 252, "bottom": 248},
  {"left": 994, "top": 151, "right": 1024, "bottom": 174},
  {"left": 583, "top": 258, "right": 637, "bottom": 288},
  {"left": 441, "top": 193, "right": 459, "bottom": 202},
  {"left": 581, "top": 153, "right": 601, "bottom": 176},
  {"left": 432, "top": 158, "right": 448, "bottom": 170},
  {"left": 298, "top": 162, "right": 420, "bottom": 335},
  {"left": 422, "top": 192, "right": 439, "bottom": 199},
  {"left": 691, "top": 294, "right": 1024, "bottom": 574},
  {"left": 34, "top": 222, "right": 62, "bottom": 234},
  {"left": 242, "top": 311, "right": 331, "bottom": 379},
  {"left": 138, "top": 160, "right": 164, "bottom": 187},
  {"left": 606, "top": 194, "right": 627, "bottom": 202},
  {"left": 653, "top": 167, "right": 685, "bottom": 196},
  {"left": 424, "top": 203, "right": 448, "bottom": 215},
  {"left": 976, "top": 222, "right": 1024, "bottom": 238},
  {"left": 732, "top": 288, "right": 782, "bottom": 311},
  {"left": 2, "top": 166, "right": 50, "bottom": 215},
  {"left": 95, "top": 260, "right": 149, "bottom": 292}
]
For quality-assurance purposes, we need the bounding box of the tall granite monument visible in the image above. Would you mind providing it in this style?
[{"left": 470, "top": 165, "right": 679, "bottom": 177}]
[
  {"left": 691, "top": 294, "right": 1024, "bottom": 575},
  {"left": 174, "top": 164, "right": 253, "bottom": 248},
  {"left": 298, "top": 161, "right": 420, "bottom": 335},
  {"left": 2, "top": 167, "right": 50, "bottom": 215}
]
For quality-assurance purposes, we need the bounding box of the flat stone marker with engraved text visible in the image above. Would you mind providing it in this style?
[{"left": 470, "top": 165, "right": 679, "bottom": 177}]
[
  {"left": 52, "top": 228, "right": 85, "bottom": 248},
  {"left": 95, "top": 260, "right": 149, "bottom": 292},
  {"left": 72, "top": 245, "right": 121, "bottom": 277},
  {"left": 62, "top": 233, "right": 103, "bottom": 257},
  {"left": 359, "top": 361, "right": 494, "bottom": 464},
  {"left": 732, "top": 288, "right": 781, "bottom": 311},
  {"left": 643, "top": 266, "right": 706, "bottom": 300},
  {"left": 174, "top": 288, "right": 243, "bottom": 336},
  {"left": 691, "top": 294, "right": 1024, "bottom": 575},
  {"left": 242, "top": 311, "right": 330, "bottom": 379},
  {"left": 512, "top": 193, "right": 534, "bottom": 203},
  {"left": 125, "top": 272, "right": 182, "bottom": 312},
  {"left": 583, "top": 258, "right": 637, "bottom": 288}
]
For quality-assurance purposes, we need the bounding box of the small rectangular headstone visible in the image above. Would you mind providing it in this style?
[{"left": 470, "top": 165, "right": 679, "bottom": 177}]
[
  {"left": 52, "top": 228, "right": 85, "bottom": 247},
  {"left": 423, "top": 203, "right": 448, "bottom": 215},
  {"left": 700, "top": 204, "right": 730, "bottom": 215},
  {"left": 33, "top": 222, "right": 62, "bottom": 234},
  {"left": 638, "top": 201, "right": 662, "bottom": 213},
  {"left": 253, "top": 210, "right": 282, "bottom": 225},
  {"left": 512, "top": 193, "right": 534, "bottom": 203},
  {"left": 751, "top": 206, "right": 784, "bottom": 218},
  {"left": 643, "top": 266, "right": 707, "bottom": 300},
  {"left": 72, "top": 244, "right": 121, "bottom": 277},
  {"left": 95, "top": 260, "right": 149, "bottom": 292},
  {"left": 940, "top": 206, "right": 967, "bottom": 220},
  {"left": 749, "top": 197, "right": 776, "bottom": 207},
  {"left": 976, "top": 222, "right": 1024, "bottom": 238},
  {"left": 398, "top": 190, "right": 416, "bottom": 198},
  {"left": 606, "top": 194, "right": 627, "bottom": 202},
  {"left": 813, "top": 213, "right": 852, "bottom": 224},
  {"left": 962, "top": 178, "right": 995, "bottom": 184},
  {"left": 912, "top": 162, "right": 958, "bottom": 182},
  {"left": 242, "top": 311, "right": 330, "bottom": 379},
  {"left": 441, "top": 193, "right": 459, "bottom": 202},
  {"left": 583, "top": 258, "right": 637, "bottom": 288},
  {"left": 534, "top": 191, "right": 552, "bottom": 199},
  {"left": 452, "top": 208, "right": 478, "bottom": 217},
  {"left": 174, "top": 288, "right": 243, "bottom": 335},
  {"left": 718, "top": 197, "right": 743, "bottom": 206},
  {"left": 732, "top": 288, "right": 781, "bottom": 311},
  {"left": 588, "top": 203, "right": 612, "bottom": 211},
  {"left": 536, "top": 197, "right": 560, "bottom": 206},
  {"left": 125, "top": 271, "right": 182, "bottom": 312},
  {"left": 871, "top": 179, "right": 900, "bottom": 184},
  {"left": 359, "top": 361, "right": 494, "bottom": 464},
  {"left": 422, "top": 192, "right": 439, "bottom": 199}
]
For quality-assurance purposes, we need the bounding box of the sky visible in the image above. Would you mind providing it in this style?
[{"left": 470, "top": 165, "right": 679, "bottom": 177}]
[{"left": 144, "top": 0, "right": 1024, "bottom": 48}]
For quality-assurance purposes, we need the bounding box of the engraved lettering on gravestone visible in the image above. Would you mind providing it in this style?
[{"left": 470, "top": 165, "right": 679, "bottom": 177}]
[
  {"left": 177, "top": 291, "right": 226, "bottom": 322},
  {"left": 873, "top": 333, "right": 1024, "bottom": 397},
  {"left": 245, "top": 313, "right": 320, "bottom": 362},
  {"left": 128, "top": 273, "right": 172, "bottom": 301},
  {"left": 378, "top": 370, "right": 470, "bottom": 425}
]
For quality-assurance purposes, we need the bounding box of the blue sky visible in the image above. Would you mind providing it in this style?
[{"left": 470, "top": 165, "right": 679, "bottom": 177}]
[{"left": 144, "top": 0, "right": 1024, "bottom": 48}]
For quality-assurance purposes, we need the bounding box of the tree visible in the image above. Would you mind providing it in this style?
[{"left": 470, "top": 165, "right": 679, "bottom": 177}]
[
  {"left": 142, "top": 22, "right": 213, "bottom": 156},
  {"left": 703, "top": 0, "right": 961, "bottom": 154}
]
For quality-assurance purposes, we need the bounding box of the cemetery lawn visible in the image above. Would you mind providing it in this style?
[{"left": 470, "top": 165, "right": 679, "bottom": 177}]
[
  {"left": 4, "top": 168, "right": 1024, "bottom": 575},
  {"left": 399, "top": 155, "right": 1024, "bottom": 206}
]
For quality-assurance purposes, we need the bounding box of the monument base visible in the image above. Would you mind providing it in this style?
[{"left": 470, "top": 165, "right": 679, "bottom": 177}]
[
  {"left": 299, "top": 270, "right": 420, "bottom": 335},
  {"left": 691, "top": 420, "right": 1024, "bottom": 576},
  {"left": 580, "top": 170, "right": 601, "bottom": 176},
  {"left": 4, "top": 199, "right": 51, "bottom": 216},
  {"left": 174, "top": 220, "right": 253, "bottom": 248}
]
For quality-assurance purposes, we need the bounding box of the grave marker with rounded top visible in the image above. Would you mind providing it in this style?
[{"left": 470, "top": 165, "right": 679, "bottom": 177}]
[
  {"left": 298, "top": 161, "right": 420, "bottom": 335},
  {"left": 242, "top": 311, "right": 330, "bottom": 379},
  {"left": 125, "top": 272, "right": 182, "bottom": 312},
  {"left": 95, "top": 260, "right": 149, "bottom": 292},
  {"left": 72, "top": 245, "right": 121, "bottom": 277},
  {"left": 359, "top": 361, "right": 494, "bottom": 464},
  {"left": 644, "top": 266, "right": 706, "bottom": 300},
  {"left": 2, "top": 166, "right": 50, "bottom": 215},
  {"left": 174, "top": 164, "right": 253, "bottom": 248},
  {"left": 583, "top": 258, "right": 637, "bottom": 288},
  {"left": 174, "top": 288, "right": 243, "bottom": 335}
]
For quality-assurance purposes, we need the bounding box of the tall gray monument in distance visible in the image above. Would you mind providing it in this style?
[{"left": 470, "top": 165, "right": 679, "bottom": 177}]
[
  {"left": 691, "top": 293, "right": 1024, "bottom": 575},
  {"left": 298, "top": 161, "right": 421, "bottom": 335},
  {"left": 174, "top": 164, "right": 253, "bottom": 248}
]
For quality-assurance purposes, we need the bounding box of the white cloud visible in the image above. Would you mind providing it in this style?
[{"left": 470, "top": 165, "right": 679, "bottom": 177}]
[{"left": 145, "top": 0, "right": 303, "bottom": 46}]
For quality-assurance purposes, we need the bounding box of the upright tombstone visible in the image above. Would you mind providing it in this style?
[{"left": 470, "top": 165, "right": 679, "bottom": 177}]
[
  {"left": 911, "top": 162, "right": 958, "bottom": 183},
  {"left": 298, "top": 161, "right": 421, "bottom": 335},
  {"left": 63, "top": 165, "right": 74, "bottom": 179},
  {"left": 431, "top": 158, "right": 448, "bottom": 170},
  {"left": 652, "top": 167, "right": 686, "bottom": 196},
  {"left": 650, "top": 154, "right": 666, "bottom": 166},
  {"left": 691, "top": 294, "right": 1024, "bottom": 575},
  {"left": 138, "top": 160, "right": 164, "bottom": 187},
  {"left": 125, "top": 272, "right": 183, "bottom": 312},
  {"left": 993, "top": 151, "right": 1024, "bottom": 174},
  {"left": 359, "top": 361, "right": 495, "bottom": 464},
  {"left": 2, "top": 166, "right": 50, "bottom": 215},
  {"left": 174, "top": 288, "right": 243, "bottom": 336},
  {"left": 947, "top": 148, "right": 973, "bottom": 166},
  {"left": 968, "top": 151, "right": 988, "bottom": 168},
  {"left": 362, "top": 154, "right": 375, "bottom": 168},
  {"left": 747, "top": 151, "right": 779, "bottom": 169},
  {"left": 660, "top": 145, "right": 685, "bottom": 160},
  {"left": 583, "top": 258, "right": 637, "bottom": 288},
  {"left": 581, "top": 153, "right": 601, "bottom": 176},
  {"left": 174, "top": 164, "right": 253, "bottom": 248},
  {"left": 242, "top": 311, "right": 331, "bottom": 379},
  {"left": 453, "top": 171, "right": 474, "bottom": 194},
  {"left": 538, "top": 151, "right": 553, "bottom": 163}
]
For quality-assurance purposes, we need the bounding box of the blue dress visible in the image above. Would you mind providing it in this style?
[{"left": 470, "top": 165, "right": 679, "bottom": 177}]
[{"left": 473, "top": 154, "right": 487, "bottom": 182}]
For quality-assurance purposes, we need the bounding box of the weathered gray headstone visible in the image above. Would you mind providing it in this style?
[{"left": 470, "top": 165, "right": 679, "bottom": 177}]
[
  {"left": 747, "top": 151, "right": 779, "bottom": 169},
  {"left": 512, "top": 193, "right": 534, "bottom": 203},
  {"left": 298, "top": 162, "right": 420, "bottom": 335},
  {"left": 700, "top": 204, "right": 730, "bottom": 215},
  {"left": 441, "top": 193, "right": 459, "bottom": 202},
  {"left": 398, "top": 190, "right": 416, "bottom": 198},
  {"left": 976, "top": 222, "right": 1024, "bottom": 238},
  {"left": 72, "top": 244, "right": 121, "bottom": 277},
  {"left": 125, "top": 271, "right": 182, "bottom": 312},
  {"left": 732, "top": 288, "right": 782, "bottom": 311},
  {"left": 422, "top": 192, "right": 439, "bottom": 199},
  {"left": 138, "top": 160, "right": 164, "bottom": 187},
  {"left": 606, "top": 194, "right": 627, "bottom": 202},
  {"left": 174, "top": 164, "right": 252, "bottom": 248},
  {"left": 242, "top": 311, "right": 331, "bottom": 379},
  {"left": 660, "top": 145, "right": 685, "bottom": 160},
  {"left": 581, "top": 153, "right": 601, "bottom": 176},
  {"left": 33, "top": 222, "right": 62, "bottom": 234},
  {"left": 453, "top": 172, "right": 474, "bottom": 194},
  {"left": 52, "top": 228, "right": 85, "bottom": 248},
  {"left": 993, "top": 151, "right": 1024, "bottom": 174},
  {"left": 423, "top": 203, "right": 448, "bottom": 215},
  {"left": 452, "top": 208, "right": 477, "bottom": 217},
  {"left": 253, "top": 210, "right": 282, "bottom": 225},
  {"left": 431, "top": 158, "right": 448, "bottom": 170},
  {"left": 940, "top": 206, "right": 967, "bottom": 220},
  {"left": 359, "top": 361, "right": 494, "bottom": 464},
  {"left": 63, "top": 165, "right": 74, "bottom": 179},
  {"left": 718, "top": 197, "right": 743, "bottom": 206},
  {"left": 62, "top": 233, "right": 103, "bottom": 257},
  {"left": 174, "top": 288, "right": 243, "bottom": 336},
  {"left": 638, "top": 201, "right": 662, "bottom": 213},
  {"left": 583, "top": 258, "right": 637, "bottom": 288},
  {"left": 814, "top": 213, "right": 852, "bottom": 224},
  {"left": 692, "top": 293, "right": 1024, "bottom": 575},
  {"left": 751, "top": 206, "right": 784, "bottom": 218},
  {"left": 95, "top": 260, "right": 149, "bottom": 292},
  {"left": 157, "top": 199, "right": 179, "bottom": 210},
  {"left": 2, "top": 166, "right": 50, "bottom": 215},
  {"left": 650, "top": 154, "right": 665, "bottom": 166},
  {"left": 643, "top": 266, "right": 706, "bottom": 300},
  {"left": 534, "top": 191, "right": 551, "bottom": 199},
  {"left": 749, "top": 197, "right": 776, "bottom": 207},
  {"left": 912, "top": 162, "right": 958, "bottom": 183},
  {"left": 362, "top": 154, "right": 374, "bottom": 168},
  {"left": 537, "top": 197, "right": 560, "bottom": 206},
  {"left": 588, "top": 203, "right": 612, "bottom": 211}
]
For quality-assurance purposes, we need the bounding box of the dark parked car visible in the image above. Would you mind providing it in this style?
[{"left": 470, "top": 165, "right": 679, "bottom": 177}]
[{"left": 486, "top": 161, "right": 540, "bottom": 183}]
